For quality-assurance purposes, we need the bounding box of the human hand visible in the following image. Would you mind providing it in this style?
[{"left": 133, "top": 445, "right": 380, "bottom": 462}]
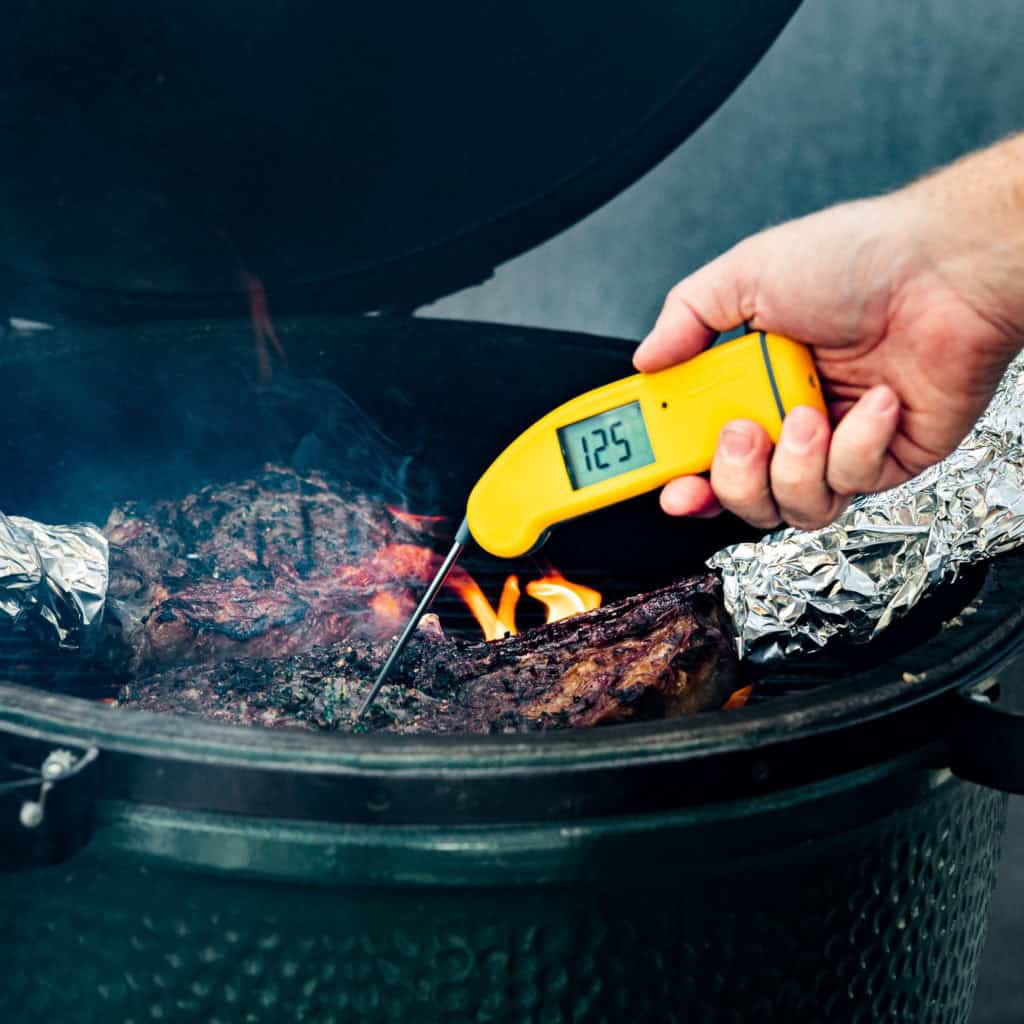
[{"left": 634, "top": 143, "right": 1024, "bottom": 531}]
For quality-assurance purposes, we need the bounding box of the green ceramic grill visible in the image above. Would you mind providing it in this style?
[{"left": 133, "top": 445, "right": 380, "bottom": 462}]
[{"left": 2, "top": 3, "right": 1023, "bottom": 1019}]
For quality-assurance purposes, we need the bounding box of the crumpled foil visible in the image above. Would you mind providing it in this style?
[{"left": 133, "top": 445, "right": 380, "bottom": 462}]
[
  {"left": 709, "top": 352, "right": 1024, "bottom": 662},
  {"left": 0, "top": 512, "right": 109, "bottom": 651}
]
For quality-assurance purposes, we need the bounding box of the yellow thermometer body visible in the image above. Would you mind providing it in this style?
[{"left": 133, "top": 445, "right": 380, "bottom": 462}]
[
  {"left": 466, "top": 332, "right": 825, "bottom": 558},
  {"left": 356, "top": 331, "right": 825, "bottom": 719}
]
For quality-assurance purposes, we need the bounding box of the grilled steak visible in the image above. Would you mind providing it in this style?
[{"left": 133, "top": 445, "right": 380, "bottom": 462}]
[
  {"left": 102, "top": 465, "right": 440, "bottom": 674},
  {"left": 93, "top": 467, "right": 737, "bottom": 734},
  {"left": 117, "top": 573, "right": 738, "bottom": 734}
]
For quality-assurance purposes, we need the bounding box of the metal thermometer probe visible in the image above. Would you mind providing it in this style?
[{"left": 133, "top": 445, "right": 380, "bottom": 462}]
[
  {"left": 355, "top": 332, "right": 824, "bottom": 721},
  {"left": 356, "top": 519, "right": 470, "bottom": 719}
]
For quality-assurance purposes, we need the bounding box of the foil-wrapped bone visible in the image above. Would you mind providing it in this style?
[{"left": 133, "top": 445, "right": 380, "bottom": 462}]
[
  {"left": 0, "top": 512, "right": 108, "bottom": 651},
  {"left": 709, "top": 353, "right": 1024, "bottom": 662}
]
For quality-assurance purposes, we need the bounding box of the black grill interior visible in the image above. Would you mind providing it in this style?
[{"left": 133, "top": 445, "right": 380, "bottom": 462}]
[{"left": 0, "top": 315, "right": 992, "bottom": 717}]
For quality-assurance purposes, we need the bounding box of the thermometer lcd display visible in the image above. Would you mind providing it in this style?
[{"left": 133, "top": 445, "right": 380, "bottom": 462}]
[{"left": 557, "top": 401, "right": 656, "bottom": 489}]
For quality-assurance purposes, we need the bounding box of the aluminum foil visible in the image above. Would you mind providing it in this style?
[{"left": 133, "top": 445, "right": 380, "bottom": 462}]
[
  {"left": 0, "top": 512, "right": 108, "bottom": 651},
  {"left": 709, "top": 353, "right": 1024, "bottom": 662}
]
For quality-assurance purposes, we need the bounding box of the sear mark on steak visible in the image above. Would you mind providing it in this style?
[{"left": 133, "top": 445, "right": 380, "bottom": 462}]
[
  {"left": 102, "top": 465, "right": 440, "bottom": 674},
  {"left": 117, "top": 573, "right": 738, "bottom": 734}
]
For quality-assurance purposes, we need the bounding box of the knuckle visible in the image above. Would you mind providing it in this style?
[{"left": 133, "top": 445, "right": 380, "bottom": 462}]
[
  {"left": 828, "top": 421, "right": 891, "bottom": 494},
  {"left": 782, "top": 509, "right": 831, "bottom": 532},
  {"left": 770, "top": 448, "right": 827, "bottom": 501},
  {"left": 775, "top": 490, "right": 830, "bottom": 531},
  {"left": 717, "top": 489, "right": 779, "bottom": 529},
  {"left": 780, "top": 492, "right": 848, "bottom": 531},
  {"left": 770, "top": 460, "right": 810, "bottom": 493},
  {"left": 749, "top": 511, "right": 784, "bottom": 530},
  {"left": 827, "top": 458, "right": 875, "bottom": 496},
  {"left": 665, "top": 280, "right": 690, "bottom": 308},
  {"left": 712, "top": 439, "right": 776, "bottom": 523},
  {"left": 773, "top": 474, "right": 837, "bottom": 531},
  {"left": 729, "top": 241, "right": 761, "bottom": 321},
  {"left": 841, "top": 439, "right": 880, "bottom": 471},
  {"left": 712, "top": 471, "right": 763, "bottom": 508}
]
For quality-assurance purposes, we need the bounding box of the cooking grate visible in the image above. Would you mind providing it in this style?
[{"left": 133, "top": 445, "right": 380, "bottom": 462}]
[
  {"left": 750, "top": 562, "right": 988, "bottom": 700},
  {"left": 0, "top": 631, "right": 113, "bottom": 699},
  {"left": 0, "top": 560, "right": 987, "bottom": 711}
]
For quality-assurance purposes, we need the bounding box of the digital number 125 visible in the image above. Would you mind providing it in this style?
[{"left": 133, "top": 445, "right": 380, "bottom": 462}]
[{"left": 579, "top": 422, "right": 631, "bottom": 472}]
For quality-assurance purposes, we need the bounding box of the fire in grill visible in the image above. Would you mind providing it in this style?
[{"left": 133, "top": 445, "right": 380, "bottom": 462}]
[{"left": 76, "top": 464, "right": 737, "bottom": 734}]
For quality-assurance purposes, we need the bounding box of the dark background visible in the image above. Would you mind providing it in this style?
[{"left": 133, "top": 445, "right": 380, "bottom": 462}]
[{"left": 423, "top": 1, "right": 1024, "bottom": 1019}]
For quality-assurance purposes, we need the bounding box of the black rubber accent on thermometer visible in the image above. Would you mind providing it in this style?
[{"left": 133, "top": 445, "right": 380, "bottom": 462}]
[{"left": 758, "top": 331, "right": 787, "bottom": 422}]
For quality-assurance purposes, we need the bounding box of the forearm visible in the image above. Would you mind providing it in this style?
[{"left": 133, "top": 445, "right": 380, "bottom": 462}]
[{"left": 900, "top": 132, "right": 1024, "bottom": 346}]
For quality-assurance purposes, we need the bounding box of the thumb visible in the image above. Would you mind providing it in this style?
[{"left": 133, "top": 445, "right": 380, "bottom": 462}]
[{"left": 633, "top": 238, "right": 762, "bottom": 372}]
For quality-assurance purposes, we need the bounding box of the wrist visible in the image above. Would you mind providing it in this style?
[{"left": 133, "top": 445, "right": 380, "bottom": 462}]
[{"left": 898, "top": 136, "right": 1024, "bottom": 351}]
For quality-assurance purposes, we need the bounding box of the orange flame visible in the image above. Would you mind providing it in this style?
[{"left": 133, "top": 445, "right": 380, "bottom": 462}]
[
  {"left": 497, "top": 575, "right": 521, "bottom": 633},
  {"left": 447, "top": 568, "right": 519, "bottom": 640},
  {"left": 722, "top": 685, "right": 753, "bottom": 710},
  {"left": 386, "top": 506, "right": 449, "bottom": 535},
  {"left": 369, "top": 591, "right": 406, "bottom": 632},
  {"left": 526, "top": 571, "right": 601, "bottom": 623},
  {"left": 243, "top": 271, "right": 287, "bottom": 382},
  {"left": 447, "top": 566, "right": 601, "bottom": 640}
]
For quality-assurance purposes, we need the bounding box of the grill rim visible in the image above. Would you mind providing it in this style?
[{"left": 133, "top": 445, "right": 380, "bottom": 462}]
[
  {"left": 3, "top": 551, "right": 1017, "bottom": 767},
  {"left": 2, "top": 315, "right": 1023, "bottom": 823},
  {"left": 0, "top": 550, "right": 1020, "bottom": 826}
]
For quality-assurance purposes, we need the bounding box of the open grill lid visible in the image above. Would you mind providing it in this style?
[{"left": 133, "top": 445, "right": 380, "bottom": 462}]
[{"left": 0, "top": 0, "right": 800, "bottom": 321}]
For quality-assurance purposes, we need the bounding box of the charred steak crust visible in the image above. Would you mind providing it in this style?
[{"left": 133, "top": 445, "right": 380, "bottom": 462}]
[
  {"left": 103, "top": 465, "right": 439, "bottom": 674},
  {"left": 118, "top": 573, "right": 738, "bottom": 734}
]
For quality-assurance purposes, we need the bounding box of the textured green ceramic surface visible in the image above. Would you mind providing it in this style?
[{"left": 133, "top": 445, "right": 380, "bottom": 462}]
[{"left": 0, "top": 763, "right": 1006, "bottom": 1024}]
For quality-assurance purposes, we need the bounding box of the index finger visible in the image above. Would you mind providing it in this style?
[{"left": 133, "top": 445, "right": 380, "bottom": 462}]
[
  {"left": 633, "top": 239, "right": 761, "bottom": 372},
  {"left": 633, "top": 293, "right": 717, "bottom": 372}
]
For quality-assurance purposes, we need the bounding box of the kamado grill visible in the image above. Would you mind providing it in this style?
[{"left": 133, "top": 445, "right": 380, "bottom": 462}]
[{"left": 1, "top": 3, "right": 1023, "bottom": 1022}]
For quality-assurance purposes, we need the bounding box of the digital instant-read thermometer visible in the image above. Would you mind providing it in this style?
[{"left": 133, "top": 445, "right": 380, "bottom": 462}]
[{"left": 357, "top": 331, "right": 825, "bottom": 718}]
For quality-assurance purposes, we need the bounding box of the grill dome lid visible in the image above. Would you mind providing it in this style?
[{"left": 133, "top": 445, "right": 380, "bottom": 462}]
[{"left": 0, "top": 0, "right": 801, "bottom": 319}]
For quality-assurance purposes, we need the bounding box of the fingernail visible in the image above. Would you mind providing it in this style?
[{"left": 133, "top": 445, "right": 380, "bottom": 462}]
[
  {"left": 720, "top": 424, "right": 754, "bottom": 458},
  {"left": 864, "top": 387, "right": 897, "bottom": 415},
  {"left": 781, "top": 407, "right": 820, "bottom": 451}
]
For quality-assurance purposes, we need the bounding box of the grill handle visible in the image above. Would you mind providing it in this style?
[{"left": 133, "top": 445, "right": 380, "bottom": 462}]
[{"left": 949, "top": 649, "right": 1024, "bottom": 794}]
